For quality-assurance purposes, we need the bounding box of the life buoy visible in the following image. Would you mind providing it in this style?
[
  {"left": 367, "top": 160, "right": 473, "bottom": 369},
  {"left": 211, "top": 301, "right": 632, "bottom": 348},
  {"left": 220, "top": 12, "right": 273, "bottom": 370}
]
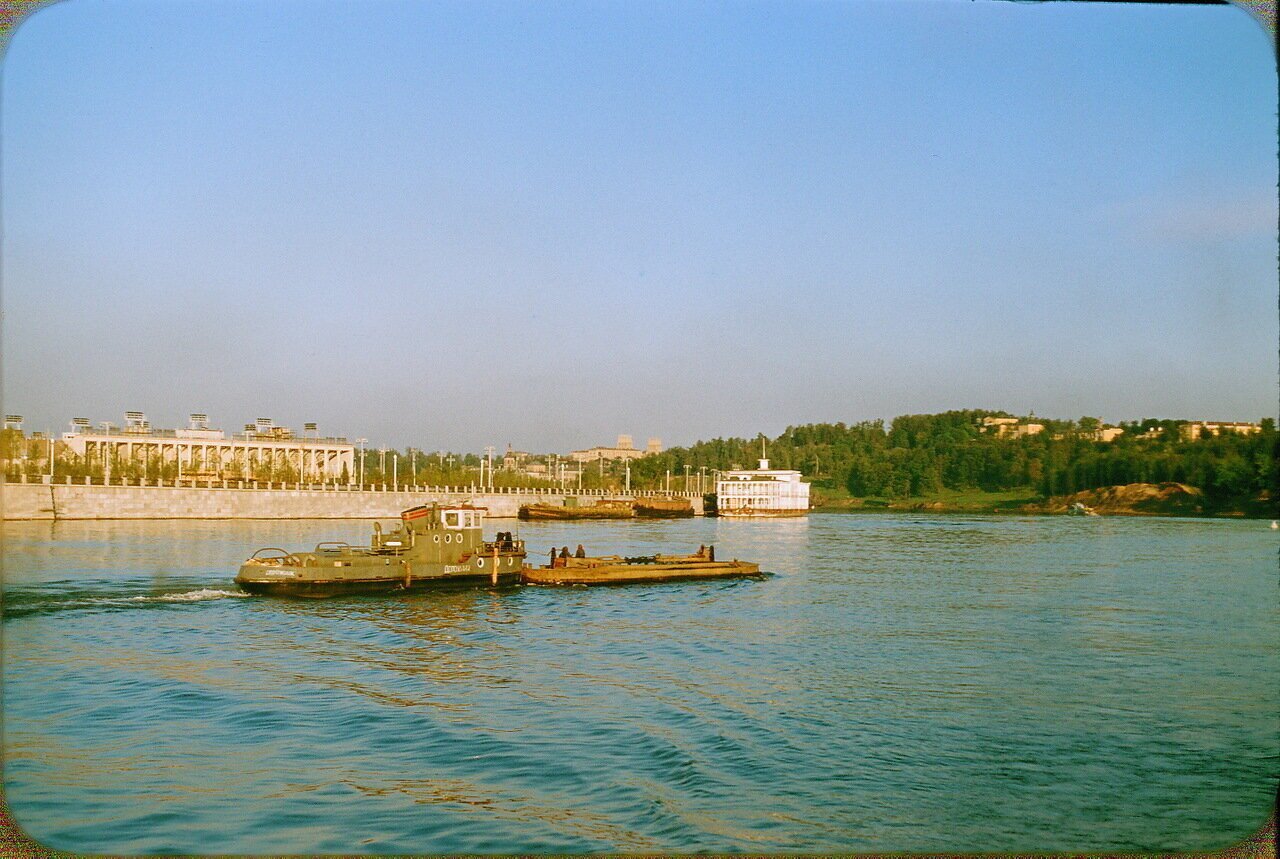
[{"left": 477, "top": 557, "right": 485, "bottom": 567}]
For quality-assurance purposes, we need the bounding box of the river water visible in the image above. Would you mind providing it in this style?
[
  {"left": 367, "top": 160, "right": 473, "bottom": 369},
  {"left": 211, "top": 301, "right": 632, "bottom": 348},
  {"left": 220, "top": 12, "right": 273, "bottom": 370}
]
[{"left": 2, "top": 514, "right": 1275, "bottom": 854}]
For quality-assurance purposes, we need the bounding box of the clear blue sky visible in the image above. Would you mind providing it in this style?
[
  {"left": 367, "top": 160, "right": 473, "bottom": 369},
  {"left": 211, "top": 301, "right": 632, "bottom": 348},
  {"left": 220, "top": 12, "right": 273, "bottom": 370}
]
[{"left": 3, "top": 0, "right": 1276, "bottom": 452}]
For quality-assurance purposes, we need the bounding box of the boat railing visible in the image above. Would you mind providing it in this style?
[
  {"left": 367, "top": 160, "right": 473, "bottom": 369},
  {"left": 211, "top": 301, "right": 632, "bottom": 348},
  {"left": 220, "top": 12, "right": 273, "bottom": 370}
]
[
  {"left": 482, "top": 539, "right": 525, "bottom": 554},
  {"left": 314, "top": 541, "right": 356, "bottom": 553},
  {"left": 248, "top": 548, "right": 303, "bottom": 565}
]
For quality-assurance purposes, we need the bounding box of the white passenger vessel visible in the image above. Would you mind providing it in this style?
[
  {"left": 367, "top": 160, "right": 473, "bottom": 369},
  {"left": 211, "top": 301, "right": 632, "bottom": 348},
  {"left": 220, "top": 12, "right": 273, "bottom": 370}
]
[{"left": 715, "top": 456, "right": 810, "bottom": 518}]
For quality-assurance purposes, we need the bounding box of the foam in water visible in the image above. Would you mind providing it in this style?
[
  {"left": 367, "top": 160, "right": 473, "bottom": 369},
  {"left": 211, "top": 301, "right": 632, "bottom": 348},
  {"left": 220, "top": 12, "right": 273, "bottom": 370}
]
[{"left": 122, "top": 589, "right": 252, "bottom": 603}]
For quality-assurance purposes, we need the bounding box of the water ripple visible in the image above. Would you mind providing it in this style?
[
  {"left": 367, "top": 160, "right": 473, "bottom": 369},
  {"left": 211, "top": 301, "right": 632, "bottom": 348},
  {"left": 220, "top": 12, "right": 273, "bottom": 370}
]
[{"left": 3, "top": 515, "right": 1276, "bottom": 853}]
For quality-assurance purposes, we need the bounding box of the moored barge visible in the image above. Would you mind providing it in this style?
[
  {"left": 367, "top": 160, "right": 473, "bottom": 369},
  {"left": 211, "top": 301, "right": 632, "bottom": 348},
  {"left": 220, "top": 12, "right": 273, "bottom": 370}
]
[
  {"left": 518, "top": 500, "right": 634, "bottom": 520},
  {"left": 632, "top": 497, "right": 695, "bottom": 517}
]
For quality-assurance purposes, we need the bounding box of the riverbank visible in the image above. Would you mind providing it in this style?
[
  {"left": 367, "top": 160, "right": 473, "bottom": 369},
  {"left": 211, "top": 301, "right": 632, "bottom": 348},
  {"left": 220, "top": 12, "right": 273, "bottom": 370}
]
[{"left": 815, "top": 483, "right": 1277, "bottom": 519}]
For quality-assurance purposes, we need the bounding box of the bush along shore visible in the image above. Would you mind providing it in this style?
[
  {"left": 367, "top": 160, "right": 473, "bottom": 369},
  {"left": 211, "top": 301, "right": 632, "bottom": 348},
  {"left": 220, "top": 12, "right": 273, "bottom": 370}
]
[
  {"left": 628, "top": 410, "right": 1278, "bottom": 519},
  {"left": 815, "top": 482, "right": 1273, "bottom": 518}
]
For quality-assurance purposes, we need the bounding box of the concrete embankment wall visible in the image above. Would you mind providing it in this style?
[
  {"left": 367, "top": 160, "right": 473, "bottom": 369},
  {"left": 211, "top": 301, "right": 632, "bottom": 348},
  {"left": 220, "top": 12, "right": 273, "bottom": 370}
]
[{"left": 1, "top": 482, "right": 704, "bottom": 521}]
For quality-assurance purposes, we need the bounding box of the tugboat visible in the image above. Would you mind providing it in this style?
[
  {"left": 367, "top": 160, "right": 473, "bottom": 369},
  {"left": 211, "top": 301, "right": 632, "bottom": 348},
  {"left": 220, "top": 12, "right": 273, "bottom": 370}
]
[
  {"left": 521, "top": 544, "right": 761, "bottom": 586},
  {"left": 235, "top": 503, "right": 526, "bottom": 597}
]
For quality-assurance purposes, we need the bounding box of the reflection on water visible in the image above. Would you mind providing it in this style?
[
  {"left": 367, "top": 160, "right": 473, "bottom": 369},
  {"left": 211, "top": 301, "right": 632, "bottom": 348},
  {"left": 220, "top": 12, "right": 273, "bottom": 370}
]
[{"left": 3, "top": 514, "right": 1277, "bottom": 854}]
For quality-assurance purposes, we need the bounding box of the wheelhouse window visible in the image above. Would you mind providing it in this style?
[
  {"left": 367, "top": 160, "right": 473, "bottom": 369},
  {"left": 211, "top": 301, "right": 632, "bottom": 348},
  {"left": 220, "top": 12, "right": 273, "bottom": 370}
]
[{"left": 442, "top": 510, "right": 482, "bottom": 529}]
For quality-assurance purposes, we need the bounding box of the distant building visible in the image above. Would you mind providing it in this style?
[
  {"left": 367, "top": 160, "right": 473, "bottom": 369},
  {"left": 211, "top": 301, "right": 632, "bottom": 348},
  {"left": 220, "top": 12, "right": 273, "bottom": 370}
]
[
  {"left": 981, "top": 417, "right": 1044, "bottom": 439},
  {"left": 1181, "top": 421, "right": 1262, "bottom": 441},
  {"left": 501, "top": 445, "right": 531, "bottom": 471},
  {"left": 569, "top": 434, "right": 657, "bottom": 463},
  {"left": 59, "top": 412, "right": 354, "bottom": 481},
  {"left": 1083, "top": 426, "right": 1125, "bottom": 443}
]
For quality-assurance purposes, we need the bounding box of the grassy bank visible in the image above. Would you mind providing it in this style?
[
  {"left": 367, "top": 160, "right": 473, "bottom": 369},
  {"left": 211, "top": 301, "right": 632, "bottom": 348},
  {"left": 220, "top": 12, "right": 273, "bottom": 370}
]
[
  {"left": 814, "top": 484, "right": 1276, "bottom": 518},
  {"left": 814, "top": 486, "right": 1042, "bottom": 514}
]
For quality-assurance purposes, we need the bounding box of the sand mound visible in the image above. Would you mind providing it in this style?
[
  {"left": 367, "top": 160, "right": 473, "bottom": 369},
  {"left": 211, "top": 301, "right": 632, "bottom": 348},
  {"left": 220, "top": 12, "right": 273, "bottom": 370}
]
[{"left": 1032, "top": 482, "right": 1204, "bottom": 515}]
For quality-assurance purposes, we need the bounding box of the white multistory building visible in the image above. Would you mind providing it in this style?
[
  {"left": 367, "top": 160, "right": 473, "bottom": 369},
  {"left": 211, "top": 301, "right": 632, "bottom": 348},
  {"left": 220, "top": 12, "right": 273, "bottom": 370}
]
[
  {"left": 59, "top": 412, "right": 354, "bottom": 482},
  {"left": 716, "top": 457, "right": 810, "bottom": 517}
]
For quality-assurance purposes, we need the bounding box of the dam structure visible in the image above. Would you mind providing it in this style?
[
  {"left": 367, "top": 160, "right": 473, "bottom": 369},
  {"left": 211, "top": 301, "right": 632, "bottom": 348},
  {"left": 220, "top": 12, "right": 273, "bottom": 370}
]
[
  {"left": 59, "top": 413, "right": 355, "bottom": 482},
  {"left": 1, "top": 479, "right": 705, "bottom": 521}
]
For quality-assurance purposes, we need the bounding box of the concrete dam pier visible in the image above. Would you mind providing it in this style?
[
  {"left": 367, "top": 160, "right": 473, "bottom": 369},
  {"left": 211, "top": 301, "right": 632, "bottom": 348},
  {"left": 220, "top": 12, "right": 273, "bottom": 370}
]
[{"left": 1, "top": 480, "right": 705, "bottom": 521}]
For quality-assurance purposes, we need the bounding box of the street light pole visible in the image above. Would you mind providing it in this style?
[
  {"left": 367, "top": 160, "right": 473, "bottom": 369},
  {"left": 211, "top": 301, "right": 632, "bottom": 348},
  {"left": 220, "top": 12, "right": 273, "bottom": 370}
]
[
  {"left": 356, "top": 438, "right": 368, "bottom": 489},
  {"left": 393, "top": 453, "right": 398, "bottom": 489}
]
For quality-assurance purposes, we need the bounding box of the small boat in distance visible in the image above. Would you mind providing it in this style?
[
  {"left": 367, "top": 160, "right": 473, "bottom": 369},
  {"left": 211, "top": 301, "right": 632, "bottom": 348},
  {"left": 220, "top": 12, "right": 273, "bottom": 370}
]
[
  {"left": 522, "top": 545, "right": 761, "bottom": 586},
  {"left": 235, "top": 503, "right": 526, "bottom": 597}
]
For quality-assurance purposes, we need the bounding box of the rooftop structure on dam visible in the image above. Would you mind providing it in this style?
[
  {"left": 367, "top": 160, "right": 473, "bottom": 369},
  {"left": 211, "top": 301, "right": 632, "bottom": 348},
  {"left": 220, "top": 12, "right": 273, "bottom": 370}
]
[{"left": 59, "top": 412, "right": 355, "bottom": 481}]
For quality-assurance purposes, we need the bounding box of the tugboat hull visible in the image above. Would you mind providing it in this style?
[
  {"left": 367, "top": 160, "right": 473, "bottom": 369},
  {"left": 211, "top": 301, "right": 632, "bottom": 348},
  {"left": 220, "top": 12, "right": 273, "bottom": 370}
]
[{"left": 236, "top": 570, "right": 523, "bottom": 598}]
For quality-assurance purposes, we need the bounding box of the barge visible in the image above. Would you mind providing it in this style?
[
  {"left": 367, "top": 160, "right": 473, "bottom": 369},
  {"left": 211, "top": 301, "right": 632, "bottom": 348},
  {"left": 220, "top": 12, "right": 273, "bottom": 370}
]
[
  {"left": 522, "top": 546, "right": 760, "bottom": 586},
  {"left": 633, "top": 497, "right": 695, "bottom": 517},
  {"left": 235, "top": 503, "right": 526, "bottom": 597},
  {"left": 518, "top": 500, "right": 634, "bottom": 520}
]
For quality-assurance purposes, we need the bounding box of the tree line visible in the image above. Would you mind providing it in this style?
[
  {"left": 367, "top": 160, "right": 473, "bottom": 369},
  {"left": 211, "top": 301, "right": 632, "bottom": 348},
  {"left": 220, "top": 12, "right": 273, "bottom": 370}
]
[
  {"left": 6, "top": 412, "right": 1275, "bottom": 505},
  {"left": 627, "top": 411, "right": 1277, "bottom": 503}
]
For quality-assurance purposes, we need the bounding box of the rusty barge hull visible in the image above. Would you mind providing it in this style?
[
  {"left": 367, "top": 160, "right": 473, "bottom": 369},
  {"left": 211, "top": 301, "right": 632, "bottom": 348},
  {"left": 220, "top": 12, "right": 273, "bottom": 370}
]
[
  {"left": 633, "top": 499, "right": 695, "bottom": 518},
  {"left": 522, "top": 557, "right": 761, "bottom": 586},
  {"left": 517, "top": 504, "right": 634, "bottom": 520}
]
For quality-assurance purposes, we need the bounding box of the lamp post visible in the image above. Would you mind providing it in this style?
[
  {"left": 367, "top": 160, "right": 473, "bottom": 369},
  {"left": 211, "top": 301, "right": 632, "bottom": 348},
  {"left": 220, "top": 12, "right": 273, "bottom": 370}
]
[
  {"left": 101, "top": 423, "right": 114, "bottom": 484},
  {"left": 684, "top": 464, "right": 690, "bottom": 492},
  {"left": 393, "top": 452, "right": 398, "bottom": 489},
  {"left": 356, "top": 438, "right": 368, "bottom": 489}
]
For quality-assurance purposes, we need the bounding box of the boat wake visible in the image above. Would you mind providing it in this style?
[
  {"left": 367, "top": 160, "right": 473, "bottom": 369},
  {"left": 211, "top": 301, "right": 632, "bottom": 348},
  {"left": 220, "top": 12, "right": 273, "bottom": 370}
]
[
  {"left": 122, "top": 588, "right": 251, "bottom": 604},
  {"left": 4, "top": 586, "right": 254, "bottom": 619}
]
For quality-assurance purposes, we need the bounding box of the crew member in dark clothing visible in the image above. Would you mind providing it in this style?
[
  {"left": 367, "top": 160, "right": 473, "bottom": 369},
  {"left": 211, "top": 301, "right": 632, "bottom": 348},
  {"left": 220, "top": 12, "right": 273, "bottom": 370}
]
[
  {"left": 708, "top": 544, "right": 715, "bottom": 561},
  {"left": 559, "top": 546, "right": 571, "bottom": 559},
  {"left": 574, "top": 544, "right": 586, "bottom": 558},
  {"left": 549, "top": 548, "right": 557, "bottom": 566}
]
